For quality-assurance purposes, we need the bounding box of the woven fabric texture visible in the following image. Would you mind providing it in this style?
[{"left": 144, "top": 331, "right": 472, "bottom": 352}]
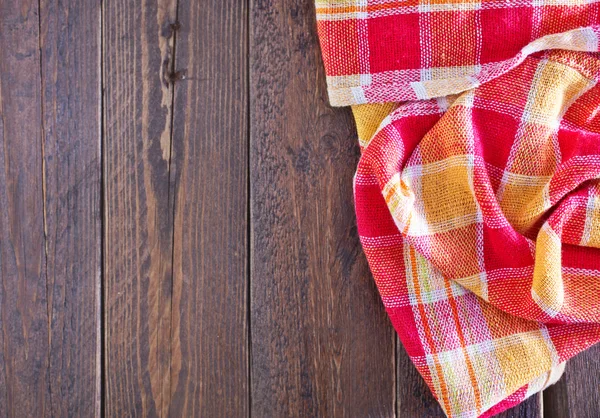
[{"left": 316, "top": 2, "right": 600, "bottom": 417}]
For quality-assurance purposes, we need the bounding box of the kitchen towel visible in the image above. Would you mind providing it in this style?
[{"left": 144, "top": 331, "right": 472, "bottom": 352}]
[{"left": 316, "top": 2, "right": 600, "bottom": 416}]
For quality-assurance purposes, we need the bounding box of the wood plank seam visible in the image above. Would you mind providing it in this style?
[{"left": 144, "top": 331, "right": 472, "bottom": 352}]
[{"left": 165, "top": 2, "right": 181, "bottom": 415}]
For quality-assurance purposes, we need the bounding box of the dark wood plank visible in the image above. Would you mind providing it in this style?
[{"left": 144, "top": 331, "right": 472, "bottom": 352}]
[
  {"left": 167, "top": 0, "right": 249, "bottom": 416},
  {"left": 39, "top": 0, "right": 102, "bottom": 416},
  {"left": 0, "top": 1, "right": 102, "bottom": 416},
  {"left": 250, "top": 1, "right": 396, "bottom": 416},
  {"left": 0, "top": 2, "right": 50, "bottom": 416},
  {"left": 544, "top": 345, "right": 600, "bottom": 418},
  {"left": 103, "top": 1, "right": 177, "bottom": 416}
]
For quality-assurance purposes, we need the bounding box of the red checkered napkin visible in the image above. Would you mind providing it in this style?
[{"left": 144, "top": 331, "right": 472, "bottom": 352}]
[{"left": 316, "top": 2, "right": 600, "bottom": 416}]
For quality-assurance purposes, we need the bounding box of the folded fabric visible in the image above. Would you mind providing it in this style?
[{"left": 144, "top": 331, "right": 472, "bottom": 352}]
[{"left": 316, "top": 2, "right": 600, "bottom": 417}]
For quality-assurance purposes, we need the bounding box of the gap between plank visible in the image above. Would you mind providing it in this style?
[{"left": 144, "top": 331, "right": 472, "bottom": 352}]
[
  {"left": 36, "top": 0, "right": 53, "bottom": 415},
  {"left": 166, "top": 0, "right": 181, "bottom": 415},
  {"left": 100, "top": 0, "right": 106, "bottom": 416}
]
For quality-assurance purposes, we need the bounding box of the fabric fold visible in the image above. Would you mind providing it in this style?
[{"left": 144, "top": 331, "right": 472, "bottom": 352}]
[{"left": 316, "top": 2, "right": 600, "bottom": 416}]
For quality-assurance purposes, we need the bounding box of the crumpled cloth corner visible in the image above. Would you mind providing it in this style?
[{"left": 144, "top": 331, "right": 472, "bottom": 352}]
[{"left": 316, "top": 2, "right": 600, "bottom": 417}]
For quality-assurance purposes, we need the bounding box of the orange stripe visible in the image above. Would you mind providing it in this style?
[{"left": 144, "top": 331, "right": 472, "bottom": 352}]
[
  {"left": 316, "top": 4, "right": 402, "bottom": 14},
  {"left": 409, "top": 247, "right": 453, "bottom": 415},
  {"left": 443, "top": 279, "right": 483, "bottom": 414},
  {"left": 316, "top": 0, "right": 479, "bottom": 14}
]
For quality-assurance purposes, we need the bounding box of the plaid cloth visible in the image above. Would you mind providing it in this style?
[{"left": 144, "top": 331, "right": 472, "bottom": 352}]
[{"left": 316, "top": 2, "right": 600, "bottom": 417}]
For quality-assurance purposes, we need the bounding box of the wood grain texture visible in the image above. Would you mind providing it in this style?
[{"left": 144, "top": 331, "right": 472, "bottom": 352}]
[
  {"left": 103, "top": 0, "right": 177, "bottom": 416},
  {"left": 250, "top": 1, "right": 396, "bottom": 416},
  {"left": 544, "top": 345, "right": 600, "bottom": 418},
  {"left": 0, "top": 1, "right": 101, "bottom": 416},
  {"left": 168, "top": 0, "right": 249, "bottom": 416},
  {"left": 39, "top": 0, "right": 102, "bottom": 416},
  {"left": 1, "top": 1, "right": 599, "bottom": 417},
  {"left": 0, "top": 2, "right": 50, "bottom": 416}
]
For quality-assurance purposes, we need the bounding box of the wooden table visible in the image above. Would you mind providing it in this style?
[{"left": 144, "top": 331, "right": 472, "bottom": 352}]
[{"left": 0, "top": 0, "right": 598, "bottom": 416}]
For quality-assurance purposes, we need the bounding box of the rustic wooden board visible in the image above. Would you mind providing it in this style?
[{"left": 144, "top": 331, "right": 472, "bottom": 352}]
[
  {"left": 103, "top": 0, "right": 177, "bottom": 416},
  {"left": 0, "top": 2, "right": 50, "bottom": 416},
  {"left": 250, "top": 1, "right": 396, "bottom": 416},
  {"left": 39, "top": 0, "right": 102, "bottom": 416},
  {"left": 168, "top": 0, "right": 249, "bottom": 416},
  {"left": 0, "top": 0, "right": 101, "bottom": 416},
  {"left": 544, "top": 344, "right": 600, "bottom": 418},
  {"left": 3, "top": 1, "right": 600, "bottom": 417}
]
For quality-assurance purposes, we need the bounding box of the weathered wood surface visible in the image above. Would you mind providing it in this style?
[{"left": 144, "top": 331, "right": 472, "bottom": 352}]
[
  {"left": 0, "top": 0, "right": 598, "bottom": 417},
  {"left": 168, "top": 0, "right": 249, "bottom": 416},
  {"left": 0, "top": 2, "right": 51, "bottom": 415},
  {"left": 250, "top": 1, "right": 396, "bottom": 417},
  {"left": 103, "top": 0, "right": 177, "bottom": 416},
  {"left": 40, "top": 0, "right": 102, "bottom": 415},
  {"left": 104, "top": 0, "right": 249, "bottom": 416},
  {"left": 0, "top": 0, "right": 101, "bottom": 417}
]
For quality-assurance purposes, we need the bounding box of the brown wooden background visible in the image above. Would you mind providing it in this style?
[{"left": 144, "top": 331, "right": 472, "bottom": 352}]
[{"left": 0, "top": 0, "right": 598, "bottom": 416}]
